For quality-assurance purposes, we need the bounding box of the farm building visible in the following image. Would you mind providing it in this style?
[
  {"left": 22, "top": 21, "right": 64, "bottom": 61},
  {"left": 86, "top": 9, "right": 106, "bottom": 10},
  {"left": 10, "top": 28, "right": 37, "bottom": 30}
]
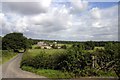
[
  {"left": 37, "top": 42, "right": 51, "bottom": 49},
  {"left": 37, "top": 41, "right": 63, "bottom": 49}
]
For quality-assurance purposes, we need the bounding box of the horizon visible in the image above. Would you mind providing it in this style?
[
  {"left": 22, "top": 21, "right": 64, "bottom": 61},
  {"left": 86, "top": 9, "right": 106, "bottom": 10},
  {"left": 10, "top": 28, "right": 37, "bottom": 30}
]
[{"left": 0, "top": 33, "right": 119, "bottom": 42}]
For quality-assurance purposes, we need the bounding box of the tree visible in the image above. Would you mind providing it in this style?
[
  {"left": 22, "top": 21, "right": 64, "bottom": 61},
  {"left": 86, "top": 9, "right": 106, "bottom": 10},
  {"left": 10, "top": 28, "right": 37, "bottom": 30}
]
[
  {"left": 84, "top": 41, "right": 95, "bottom": 50},
  {"left": 0, "top": 36, "right": 2, "bottom": 50},
  {"left": 2, "top": 32, "right": 31, "bottom": 52},
  {"left": 61, "top": 45, "right": 67, "bottom": 49},
  {"left": 51, "top": 44, "right": 57, "bottom": 49}
]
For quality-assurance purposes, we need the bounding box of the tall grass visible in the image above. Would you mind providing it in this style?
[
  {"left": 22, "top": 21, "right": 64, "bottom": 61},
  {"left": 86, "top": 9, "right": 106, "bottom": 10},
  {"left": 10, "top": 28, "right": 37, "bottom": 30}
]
[
  {"left": 0, "top": 50, "right": 17, "bottom": 64},
  {"left": 21, "top": 65, "right": 74, "bottom": 78}
]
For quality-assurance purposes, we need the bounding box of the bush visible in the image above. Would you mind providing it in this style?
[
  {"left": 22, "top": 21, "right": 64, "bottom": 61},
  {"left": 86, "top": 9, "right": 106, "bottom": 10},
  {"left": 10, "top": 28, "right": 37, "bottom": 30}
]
[
  {"left": 56, "top": 47, "right": 88, "bottom": 74},
  {"left": 51, "top": 44, "right": 57, "bottom": 49},
  {"left": 21, "top": 47, "right": 93, "bottom": 77},
  {"left": 61, "top": 45, "right": 67, "bottom": 49},
  {"left": 21, "top": 50, "right": 63, "bottom": 69},
  {"left": 21, "top": 43, "right": 118, "bottom": 77},
  {"left": 34, "top": 46, "right": 41, "bottom": 49}
]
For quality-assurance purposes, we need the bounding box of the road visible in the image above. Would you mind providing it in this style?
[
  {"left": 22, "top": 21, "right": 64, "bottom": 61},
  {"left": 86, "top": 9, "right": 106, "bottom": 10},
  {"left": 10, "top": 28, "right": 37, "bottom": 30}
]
[{"left": 1, "top": 53, "right": 46, "bottom": 78}]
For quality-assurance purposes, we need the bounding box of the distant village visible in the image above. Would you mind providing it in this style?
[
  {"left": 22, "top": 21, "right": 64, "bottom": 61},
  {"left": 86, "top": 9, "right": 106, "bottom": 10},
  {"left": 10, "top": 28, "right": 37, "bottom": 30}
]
[{"left": 37, "top": 41, "right": 66, "bottom": 49}]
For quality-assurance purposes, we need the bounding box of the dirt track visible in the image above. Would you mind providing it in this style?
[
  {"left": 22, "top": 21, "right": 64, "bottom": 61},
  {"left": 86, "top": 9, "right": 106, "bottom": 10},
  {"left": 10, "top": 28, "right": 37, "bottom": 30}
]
[{"left": 1, "top": 53, "right": 46, "bottom": 78}]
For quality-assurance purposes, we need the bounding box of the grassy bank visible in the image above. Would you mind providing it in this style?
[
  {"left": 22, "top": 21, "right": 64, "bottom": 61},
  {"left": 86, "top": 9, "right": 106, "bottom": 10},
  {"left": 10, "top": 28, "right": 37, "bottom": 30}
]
[
  {"left": 21, "top": 65, "right": 117, "bottom": 78},
  {"left": 0, "top": 50, "right": 17, "bottom": 64},
  {"left": 21, "top": 65, "right": 74, "bottom": 78}
]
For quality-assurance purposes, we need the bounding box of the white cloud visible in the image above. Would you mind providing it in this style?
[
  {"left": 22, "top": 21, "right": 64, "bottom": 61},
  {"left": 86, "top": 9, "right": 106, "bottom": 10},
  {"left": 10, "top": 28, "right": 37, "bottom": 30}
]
[
  {"left": 90, "top": 7, "right": 101, "bottom": 19},
  {"left": 3, "top": 0, "right": 52, "bottom": 15},
  {"left": 67, "top": 5, "right": 118, "bottom": 41},
  {"left": 70, "top": 0, "right": 88, "bottom": 13},
  {"left": 1, "top": 2, "right": 118, "bottom": 41},
  {"left": 0, "top": 13, "right": 13, "bottom": 34},
  {"left": 29, "top": 5, "right": 72, "bottom": 33},
  {"left": 0, "top": 13, "right": 6, "bottom": 25},
  {"left": 13, "top": 16, "right": 29, "bottom": 32}
]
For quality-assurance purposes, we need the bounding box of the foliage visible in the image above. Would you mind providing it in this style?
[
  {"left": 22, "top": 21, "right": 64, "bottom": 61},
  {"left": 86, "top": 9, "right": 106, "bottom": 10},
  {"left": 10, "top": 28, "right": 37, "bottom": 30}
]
[
  {"left": 84, "top": 41, "right": 95, "bottom": 50},
  {"left": 20, "top": 49, "right": 65, "bottom": 69},
  {"left": 0, "top": 36, "right": 2, "bottom": 50},
  {"left": 95, "top": 42, "right": 120, "bottom": 78},
  {"left": 2, "top": 32, "right": 31, "bottom": 52},
  {"left": 21, "top": 45, "right": 95, "bottom": 77},
  {"left": 51, "top": 44, "right": 58, "bottom": 49},
  {"left": 21, "top": 65, "right": 74, "bottom": 78},
  {"left": 61, "top": 45, "right": 67, "bottom": 49},
  {"left": 34, "top": 46, "right": 41, "bottom": 49},
  {"left": 105, "top": 43, "right": 120, "bottom": 77},
  {"left": 21, "top": 42, "right": 119, "bottom": 78},
  {"left": 0, "top": 50, "right": 17, "bottom": 64}
]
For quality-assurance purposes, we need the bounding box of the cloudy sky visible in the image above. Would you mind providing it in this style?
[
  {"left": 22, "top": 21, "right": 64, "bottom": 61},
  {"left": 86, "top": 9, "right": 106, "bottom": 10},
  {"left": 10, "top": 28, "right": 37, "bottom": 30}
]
[{"left": 0, "top": 0, "right": 119, "bottom": 41}]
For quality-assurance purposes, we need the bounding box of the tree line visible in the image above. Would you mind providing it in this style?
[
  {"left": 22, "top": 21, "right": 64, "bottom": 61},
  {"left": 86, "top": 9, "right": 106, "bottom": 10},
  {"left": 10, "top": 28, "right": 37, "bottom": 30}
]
[{"left": 2, "top": 32, "right": 118, "bottom": 52}]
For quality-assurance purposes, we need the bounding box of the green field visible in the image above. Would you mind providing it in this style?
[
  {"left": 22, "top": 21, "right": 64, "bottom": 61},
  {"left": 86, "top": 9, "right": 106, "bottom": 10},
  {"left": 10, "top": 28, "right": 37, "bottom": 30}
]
[
  {"left": 94, "top": 47, "right": 105, "bottom": 50},
  {"left": 31, "top": 45, "right": 104, "bottom": 56},
  {"left": 28, "top": 49, "right": 65, "bottom": 57},
  {"left": 32, "top": 44, "right": 72, "bottom": 49},
  {"left": 83, "top": 47, "right": 104, "bottom": 53}
]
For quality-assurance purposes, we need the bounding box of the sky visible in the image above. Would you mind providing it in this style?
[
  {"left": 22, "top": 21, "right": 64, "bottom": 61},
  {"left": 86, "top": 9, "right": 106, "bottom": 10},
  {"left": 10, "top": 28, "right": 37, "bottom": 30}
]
[{"left": 0, "top": 0, "right": 119, "bottom": 41}]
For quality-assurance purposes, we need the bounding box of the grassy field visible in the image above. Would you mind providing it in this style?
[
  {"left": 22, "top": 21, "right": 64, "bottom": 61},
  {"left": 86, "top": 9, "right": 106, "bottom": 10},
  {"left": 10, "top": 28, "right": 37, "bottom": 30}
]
[
  {"left": 83, "top": 47, "right": 104, "bottom": 53},
  {"left": 57, "top": 44, "right": 72, "bottom": 48},
  {"left": 32, "top": 45, "right": 38, "bottom": 49},
  {"left": 94, "top": 47, "right": 105, "bottom": 50},
  {"left": 28, "top": 49, "right": 66, "bottom": 57},
  {"left": 32, "top": 44, "right": 72, "bottom": 49},
  {"left": 0, "top": 50, "right": 17, "bottom": 64}
]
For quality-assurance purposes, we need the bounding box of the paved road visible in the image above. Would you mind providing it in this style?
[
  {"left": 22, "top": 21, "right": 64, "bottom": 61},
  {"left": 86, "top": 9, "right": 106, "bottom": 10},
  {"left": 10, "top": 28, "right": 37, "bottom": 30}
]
[{"left": 1, "top": 53, "right": 46, "bottom": 78}]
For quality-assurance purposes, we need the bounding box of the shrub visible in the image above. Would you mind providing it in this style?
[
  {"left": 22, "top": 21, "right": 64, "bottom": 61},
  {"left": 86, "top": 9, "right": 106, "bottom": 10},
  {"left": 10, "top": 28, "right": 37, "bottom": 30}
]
[
  {"left": 34, "top": 46, "right": 41, "bottom": 49},
  {"left": 61, "top": 45, "right": 67, "bottom": 49},
  {"left": 21, "top": 46, "right": 93, "bottom": 77},
  {"left": 21, "top": 50, "right": 64, "bottom": 69},
  {"left": 56, "top": 47, "right": 87, "bottom": 73},
  {"left": 21, "top": 43, "right": 118, "bottom": 77}
]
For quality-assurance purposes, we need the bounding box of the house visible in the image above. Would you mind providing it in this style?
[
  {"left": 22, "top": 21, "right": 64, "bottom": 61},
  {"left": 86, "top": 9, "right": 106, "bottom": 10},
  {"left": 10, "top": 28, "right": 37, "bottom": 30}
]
[
  {"left": 37, "top": 42, "right": 47, "bottom": 46},
  {"left": 37, "top": 41, "right": 62, "bottom": 49}
]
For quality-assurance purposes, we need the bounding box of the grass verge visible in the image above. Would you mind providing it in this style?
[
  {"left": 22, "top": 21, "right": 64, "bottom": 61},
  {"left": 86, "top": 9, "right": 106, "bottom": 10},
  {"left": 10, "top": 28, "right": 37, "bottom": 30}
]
[
  {"left": 0, "top": 50, "right": 17, "bottom": 64},
  {"left": 21, "top": 65, "right": 74, "bottom": 78}
]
